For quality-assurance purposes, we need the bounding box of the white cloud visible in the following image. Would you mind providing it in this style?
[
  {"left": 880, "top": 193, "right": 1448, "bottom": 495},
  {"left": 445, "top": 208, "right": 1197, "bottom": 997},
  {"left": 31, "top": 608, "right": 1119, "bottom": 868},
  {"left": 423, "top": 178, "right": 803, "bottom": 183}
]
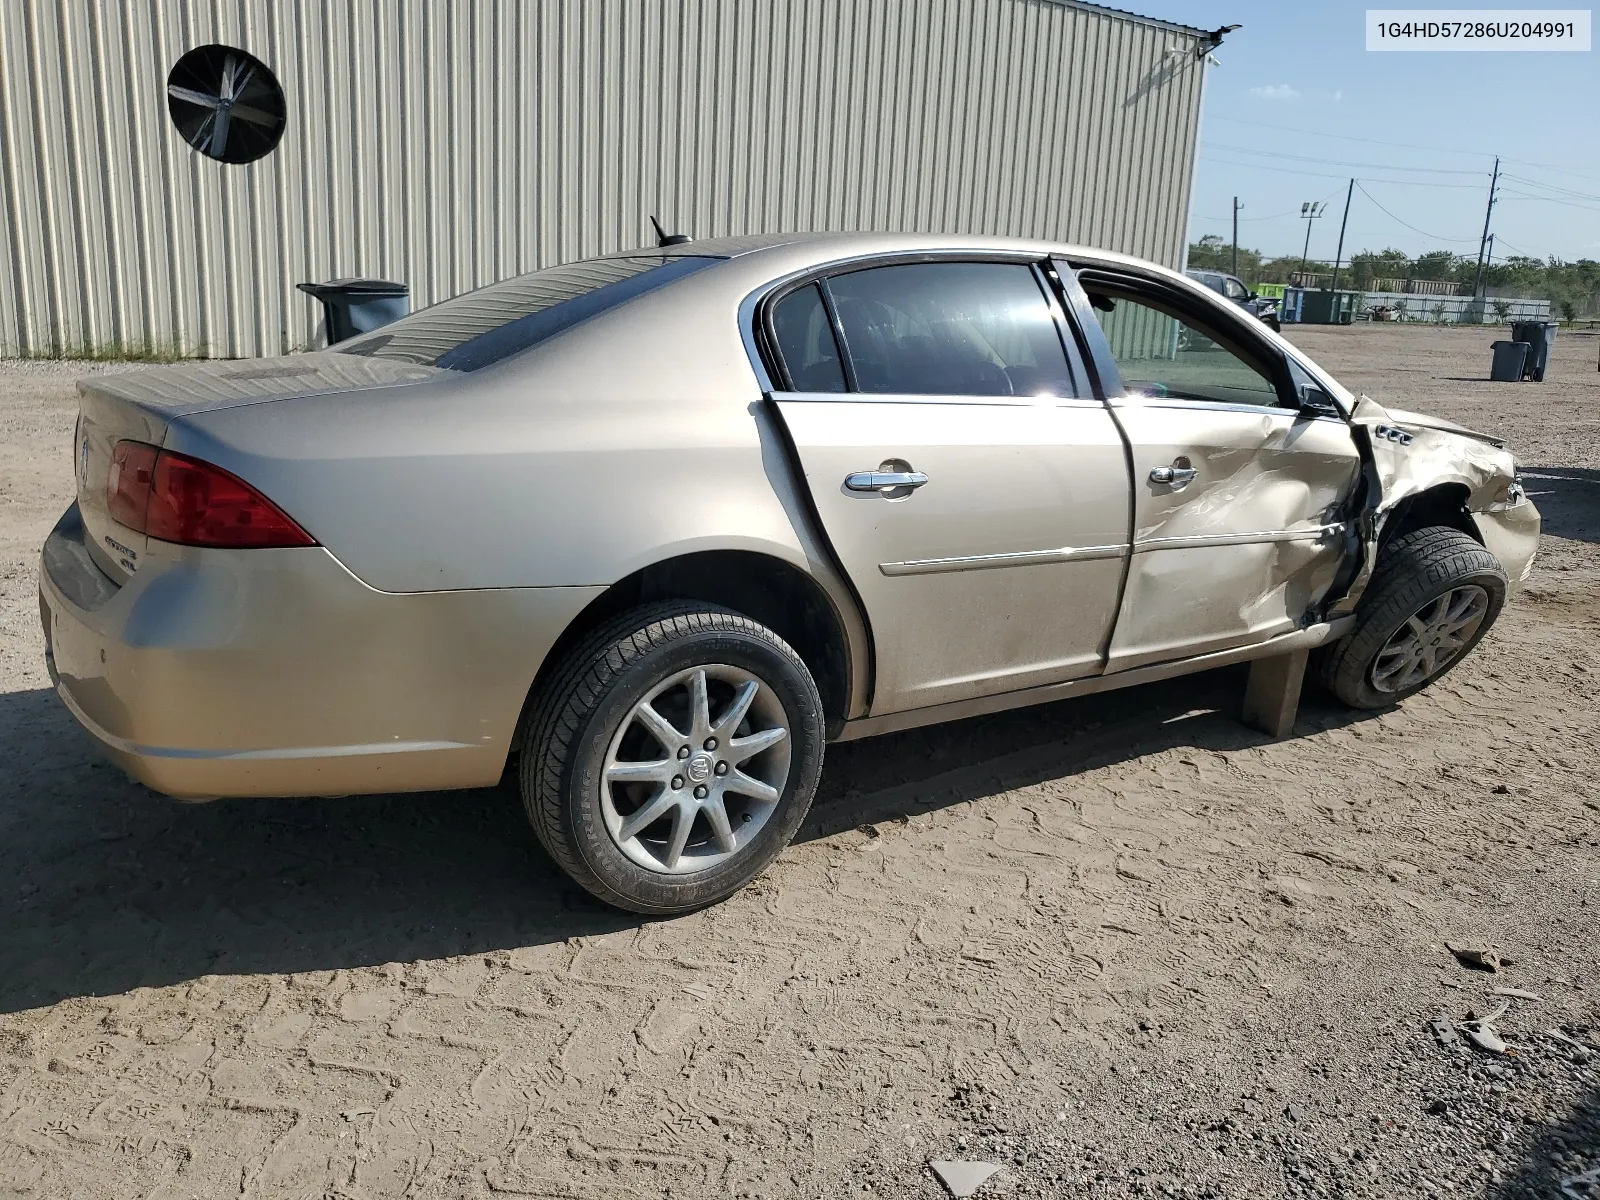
[
  {"left": 1332, "top": 89, "right": 1344, "bottom": 102},
  {"left": 1249, "top": 83, "right": 1301, "bottom": 101}
]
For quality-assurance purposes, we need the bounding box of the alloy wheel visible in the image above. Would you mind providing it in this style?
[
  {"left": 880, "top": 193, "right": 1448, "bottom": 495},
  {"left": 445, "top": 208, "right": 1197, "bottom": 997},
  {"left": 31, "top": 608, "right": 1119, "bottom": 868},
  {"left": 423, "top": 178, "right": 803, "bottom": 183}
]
[
  {"left": 600, "top": 665, "right": 791, "bottom": 874},
  {"left": 1370, "top": 585, "right": 1490, "bottom": 694}
]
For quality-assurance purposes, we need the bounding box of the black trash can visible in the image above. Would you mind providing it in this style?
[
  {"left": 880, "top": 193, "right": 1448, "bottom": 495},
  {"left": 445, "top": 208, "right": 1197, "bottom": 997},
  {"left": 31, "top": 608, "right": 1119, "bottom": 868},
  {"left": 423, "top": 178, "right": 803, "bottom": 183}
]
[
  {"left": 1510, "top": 319, "right": 1558, "bottom": 381},
  {"left": 1490, "top": 340, "right": 1530, "bottom": 382},
  {"left": 296, "top": 278, "right": 410, "bottom": 345}
]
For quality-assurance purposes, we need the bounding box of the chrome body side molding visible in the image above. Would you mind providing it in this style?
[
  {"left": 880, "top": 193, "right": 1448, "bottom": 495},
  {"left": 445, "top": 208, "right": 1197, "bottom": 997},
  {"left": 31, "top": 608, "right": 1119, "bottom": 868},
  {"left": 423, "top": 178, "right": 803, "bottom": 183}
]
[{"left": 879, "top": 543, "right": 1126, "bottom": 576}]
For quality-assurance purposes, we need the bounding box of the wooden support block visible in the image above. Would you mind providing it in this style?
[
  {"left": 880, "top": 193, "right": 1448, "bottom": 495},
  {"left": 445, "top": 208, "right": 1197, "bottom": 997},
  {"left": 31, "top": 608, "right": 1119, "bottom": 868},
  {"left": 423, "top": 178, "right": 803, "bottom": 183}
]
[{"left": 1241, "top": 649, "right": 1310, "bottom": 739}]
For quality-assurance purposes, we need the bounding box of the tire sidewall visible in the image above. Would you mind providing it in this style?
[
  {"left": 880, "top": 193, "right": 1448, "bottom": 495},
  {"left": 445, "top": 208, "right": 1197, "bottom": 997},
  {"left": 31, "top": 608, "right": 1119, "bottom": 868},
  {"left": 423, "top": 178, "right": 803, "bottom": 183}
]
[
  {"left": 560, "top": 623, "right": 824, "bottom": 914},
  {"left": 1338, "top": 546, "right": 1507, "bottom": 708}
]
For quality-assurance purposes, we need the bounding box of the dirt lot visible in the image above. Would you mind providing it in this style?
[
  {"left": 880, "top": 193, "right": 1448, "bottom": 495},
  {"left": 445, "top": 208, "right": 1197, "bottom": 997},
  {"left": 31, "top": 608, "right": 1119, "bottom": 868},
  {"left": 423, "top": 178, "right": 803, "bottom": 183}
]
[{"left": 0, "top": 325, "right": 1596, "bottom": 1199}]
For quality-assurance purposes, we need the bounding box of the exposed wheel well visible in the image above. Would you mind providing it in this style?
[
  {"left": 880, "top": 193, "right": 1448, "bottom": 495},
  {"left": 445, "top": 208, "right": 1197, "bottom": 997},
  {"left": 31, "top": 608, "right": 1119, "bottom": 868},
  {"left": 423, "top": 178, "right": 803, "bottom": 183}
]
[
  {"left": 515, "top": 551, "right": 854, "bottom": 747},
  {"left": 1379, "top": 483, "right": 1480, "bottom": 550}
]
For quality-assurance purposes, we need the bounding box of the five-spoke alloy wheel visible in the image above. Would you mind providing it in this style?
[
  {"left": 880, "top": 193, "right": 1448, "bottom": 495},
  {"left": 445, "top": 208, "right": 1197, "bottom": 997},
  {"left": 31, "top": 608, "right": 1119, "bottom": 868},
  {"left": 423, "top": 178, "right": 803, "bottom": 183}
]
[{"left": 519, "top": 603, "right": 825, "bottom": 914}]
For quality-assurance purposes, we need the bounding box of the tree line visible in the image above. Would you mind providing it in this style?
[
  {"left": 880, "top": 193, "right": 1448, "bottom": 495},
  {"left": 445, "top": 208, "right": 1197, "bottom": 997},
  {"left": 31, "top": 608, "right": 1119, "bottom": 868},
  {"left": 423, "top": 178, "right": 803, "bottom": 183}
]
[{"left": 1188, "top": 236, "right": 1600, "bottom": 319}]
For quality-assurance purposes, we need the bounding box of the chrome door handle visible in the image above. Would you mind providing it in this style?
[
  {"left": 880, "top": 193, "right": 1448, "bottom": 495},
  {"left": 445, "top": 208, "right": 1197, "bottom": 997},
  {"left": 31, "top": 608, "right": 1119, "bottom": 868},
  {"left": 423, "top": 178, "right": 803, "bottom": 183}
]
[
  {"left": 1149, "top": 465, "right": 1198, "bottom": 490},
  {"left": 845, "top": 470, "right": 929, "bottom": 494}
]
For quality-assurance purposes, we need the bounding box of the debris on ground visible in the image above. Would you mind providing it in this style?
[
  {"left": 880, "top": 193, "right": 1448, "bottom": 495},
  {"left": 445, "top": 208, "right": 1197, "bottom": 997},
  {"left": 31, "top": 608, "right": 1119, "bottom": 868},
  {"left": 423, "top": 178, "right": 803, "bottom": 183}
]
[
  {"left": 1429, "top": 1011, "right": 1459, "bottom": 1045},
  {"left": 1491, "top": 986, "right": 1542, "bottom": 1001},
  {"left": 1462, "top": 1023, "right": 1510, "bottom": 1054},
  {"left": 1453, "top": 1000, "right": 1513, "bottom": 1054},
  {"left": 1544, "top": 1029, "right": 1595, "bottom": 1063},
  {"left": 929, "top": 1160, "right": 1003, "bottom": 1198},
  {"left": 1562, "top": 1165, "right": 1600, "bottom": 1199},
  {"left": 1446, "top": 944, "right": 1504, "bottom": 973}
]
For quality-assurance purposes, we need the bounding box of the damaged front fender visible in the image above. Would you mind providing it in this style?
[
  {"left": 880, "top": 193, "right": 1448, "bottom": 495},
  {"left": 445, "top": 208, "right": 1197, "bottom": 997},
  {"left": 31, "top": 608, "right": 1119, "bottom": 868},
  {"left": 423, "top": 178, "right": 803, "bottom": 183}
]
[{"left": 1327, "top": 396, "right": 1540, "bottom": 615}]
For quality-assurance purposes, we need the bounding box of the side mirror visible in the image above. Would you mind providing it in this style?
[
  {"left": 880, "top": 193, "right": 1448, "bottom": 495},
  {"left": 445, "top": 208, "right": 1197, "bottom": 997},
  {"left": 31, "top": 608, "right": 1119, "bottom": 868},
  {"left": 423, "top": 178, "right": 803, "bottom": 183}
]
[{"left": 1298, "top": 385, "right": 1341, "bottom": 417}]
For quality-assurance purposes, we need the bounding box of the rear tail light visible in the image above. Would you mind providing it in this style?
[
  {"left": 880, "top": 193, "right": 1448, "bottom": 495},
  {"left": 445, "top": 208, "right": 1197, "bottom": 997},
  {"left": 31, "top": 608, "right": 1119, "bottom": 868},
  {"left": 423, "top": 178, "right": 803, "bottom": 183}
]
[{"left": 105, "top": 441, "right": 317, "bottom": 548}]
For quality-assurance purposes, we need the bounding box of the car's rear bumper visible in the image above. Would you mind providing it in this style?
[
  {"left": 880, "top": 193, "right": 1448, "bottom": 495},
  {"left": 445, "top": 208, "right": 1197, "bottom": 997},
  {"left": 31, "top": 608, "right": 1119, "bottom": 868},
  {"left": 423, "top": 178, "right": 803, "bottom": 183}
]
[
  {"left": 1472, "top": 498, "right": 1540, "bottom": 595},
  {"left": 40, "top": 504, "right": 602, "bottom": 799}
]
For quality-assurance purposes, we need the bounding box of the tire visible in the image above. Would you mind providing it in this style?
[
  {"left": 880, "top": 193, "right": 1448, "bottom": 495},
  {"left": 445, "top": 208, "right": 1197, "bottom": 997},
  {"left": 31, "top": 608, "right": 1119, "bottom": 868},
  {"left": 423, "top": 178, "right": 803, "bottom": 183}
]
[
  {"left": 1319, "top": 526, "right": 1507, "bottom": 710},
  {"left": 518, "top": 602, "right": 825, "bottom": 915}
]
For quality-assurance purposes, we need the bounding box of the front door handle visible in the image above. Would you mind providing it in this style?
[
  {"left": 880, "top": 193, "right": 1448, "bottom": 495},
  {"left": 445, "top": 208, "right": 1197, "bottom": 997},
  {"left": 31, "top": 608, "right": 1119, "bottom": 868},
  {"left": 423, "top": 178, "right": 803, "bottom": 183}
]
[
  {"left": 845, "top": 470, "right": 929, "bottom": 494},
  {"left": 1149, "top": 464, "right": 1198, "bottom": 490}
]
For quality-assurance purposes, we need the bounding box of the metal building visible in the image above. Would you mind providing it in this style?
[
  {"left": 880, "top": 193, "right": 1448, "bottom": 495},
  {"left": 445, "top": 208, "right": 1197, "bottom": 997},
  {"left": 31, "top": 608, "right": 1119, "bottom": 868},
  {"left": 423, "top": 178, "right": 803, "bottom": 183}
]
[{"left": 0, "top": 0, "right": 1211, "bottom": 359}]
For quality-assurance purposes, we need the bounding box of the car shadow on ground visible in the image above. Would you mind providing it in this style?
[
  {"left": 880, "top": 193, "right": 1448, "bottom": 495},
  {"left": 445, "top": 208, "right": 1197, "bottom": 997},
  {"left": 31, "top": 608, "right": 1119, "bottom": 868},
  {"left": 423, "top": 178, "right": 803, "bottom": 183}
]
[
  {"left": 1491, "top": 1081, "right": 1600, "bottom": 1199},
  {"left": 1522, "top": 465, "right": 1600, "bottom": 547},
  {"left": 0, "top": 666, "right": 1376, "bottom": 1014}
]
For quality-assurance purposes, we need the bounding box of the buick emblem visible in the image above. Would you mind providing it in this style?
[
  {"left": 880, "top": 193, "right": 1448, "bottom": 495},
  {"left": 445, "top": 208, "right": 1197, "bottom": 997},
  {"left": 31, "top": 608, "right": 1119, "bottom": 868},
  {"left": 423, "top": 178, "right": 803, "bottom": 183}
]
[{"left": 686, "top": 752, "right": 715, "bottom": 784}]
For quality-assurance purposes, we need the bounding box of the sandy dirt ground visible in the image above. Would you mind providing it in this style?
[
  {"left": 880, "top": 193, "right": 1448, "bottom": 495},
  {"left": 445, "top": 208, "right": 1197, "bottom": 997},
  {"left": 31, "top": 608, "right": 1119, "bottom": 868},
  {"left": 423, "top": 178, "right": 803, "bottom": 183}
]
[{"left": 0, "top": 325, "right": 1597, "bottom": 1199}]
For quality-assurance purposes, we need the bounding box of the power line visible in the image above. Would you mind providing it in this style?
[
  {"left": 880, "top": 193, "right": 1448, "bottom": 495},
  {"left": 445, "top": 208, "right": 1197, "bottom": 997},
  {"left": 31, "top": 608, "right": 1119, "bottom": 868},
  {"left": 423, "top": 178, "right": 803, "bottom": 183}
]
[
  {"left": 1195, "top": 192, "right": 1341, "bottom": 223},
  {"left": 1201, "top": 155, "right": 1484, "bottom": 188},
  {"left": 1353, "top": 181, "right": 1480, "bottom": 243},
  {"left": 1210, "top": 114, "right": 1600, "bottom": 186},
  {"left": 1500, "top": 174, "right": 1600, "bottom": 204},
  {"left": 1202, "top": 141, "right": 1489, "bottom": 177},
  {"left": 1499, "top": 191, "right": 1600, "bottom": 215},
  {"left": 1489, "top": 235, "right": 1540, "bottom": 257},
  {"left": 1210, "top": 115, "right": 1493, "bottom": 159},
  {"left": 1490, "top": 157, "right": 1600, "bottom": 187}
]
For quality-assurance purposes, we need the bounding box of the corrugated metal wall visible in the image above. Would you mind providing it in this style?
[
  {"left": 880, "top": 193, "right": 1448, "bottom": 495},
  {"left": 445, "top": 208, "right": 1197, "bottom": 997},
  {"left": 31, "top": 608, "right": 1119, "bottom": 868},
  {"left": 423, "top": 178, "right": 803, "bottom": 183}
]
[{"left": 0, "top": 0, "right": 1207, "bottom": 359}]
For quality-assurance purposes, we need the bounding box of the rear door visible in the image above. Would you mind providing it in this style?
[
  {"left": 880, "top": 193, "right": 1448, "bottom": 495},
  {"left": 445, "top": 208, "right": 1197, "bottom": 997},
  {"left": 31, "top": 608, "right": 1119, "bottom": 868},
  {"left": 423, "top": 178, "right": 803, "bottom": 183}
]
[
  {"left": 765, "top": 261, "right": 1131, "bottom": 716},
  {"left": 1061, "top": 264, "right": 1361, "bottom": 672}
]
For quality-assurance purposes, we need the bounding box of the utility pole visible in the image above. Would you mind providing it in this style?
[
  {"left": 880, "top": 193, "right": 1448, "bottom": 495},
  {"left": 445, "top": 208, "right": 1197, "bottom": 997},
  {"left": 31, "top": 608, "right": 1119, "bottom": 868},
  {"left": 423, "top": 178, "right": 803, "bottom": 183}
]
[
  {"left": 1329, "top": 178, "right": 1355, "bottom": 295},
  {"left": 1232, "top": 197, "right": 1242, "bottom": 277},
  {"left": 1298, "top": 201, "right": 1326, "bottom": 278},
  {"left": 1472, "top": 156, "right": 1500, "bottom": 298}
]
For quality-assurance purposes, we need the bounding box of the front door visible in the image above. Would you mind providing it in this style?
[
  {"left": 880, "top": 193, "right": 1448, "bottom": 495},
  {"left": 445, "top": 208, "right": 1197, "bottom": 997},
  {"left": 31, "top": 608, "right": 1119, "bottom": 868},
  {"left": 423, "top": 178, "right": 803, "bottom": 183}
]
[
  {"left": 765, "top": 261, "right": 1132, "bottom": 715},
  {"left": 1065, "top": 267, "right": 1362, "bottom": 672}
]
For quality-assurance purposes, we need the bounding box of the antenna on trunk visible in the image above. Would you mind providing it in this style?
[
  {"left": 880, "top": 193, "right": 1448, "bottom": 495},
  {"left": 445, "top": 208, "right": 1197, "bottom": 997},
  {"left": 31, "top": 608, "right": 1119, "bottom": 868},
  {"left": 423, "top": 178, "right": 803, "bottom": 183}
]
[{"left": 649, "top": 215, "right": 693, "bottom": 247}]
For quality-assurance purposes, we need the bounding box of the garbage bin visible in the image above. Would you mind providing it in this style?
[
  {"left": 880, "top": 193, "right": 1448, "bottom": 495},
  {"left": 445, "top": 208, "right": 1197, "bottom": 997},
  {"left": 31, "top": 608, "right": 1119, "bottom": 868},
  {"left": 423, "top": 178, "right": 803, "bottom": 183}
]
[
  {"left": 1509, "top": 319, "right": 1558, "bottom": 381},
  {"left": 296, "top": 278, "right": 410, "bottom": 345},
  {"left": 1299, "top": 289, "right": 1360, "bottom": 325},
  {"left": 1490, "top": 340, "right": 1530, "bottom": 382}
]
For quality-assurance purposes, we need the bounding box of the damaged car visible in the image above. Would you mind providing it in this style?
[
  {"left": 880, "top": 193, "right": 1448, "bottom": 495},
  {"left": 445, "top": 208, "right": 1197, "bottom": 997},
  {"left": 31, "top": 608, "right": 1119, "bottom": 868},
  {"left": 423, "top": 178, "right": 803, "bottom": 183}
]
[{"left": 39, "top": 232, "right": 1539, "bottom": 914}]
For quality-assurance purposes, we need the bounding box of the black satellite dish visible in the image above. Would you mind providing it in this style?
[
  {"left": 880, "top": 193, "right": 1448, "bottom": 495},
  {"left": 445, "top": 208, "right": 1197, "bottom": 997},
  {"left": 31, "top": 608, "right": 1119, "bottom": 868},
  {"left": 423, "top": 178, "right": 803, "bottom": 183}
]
[{"left": 166, "top": 44, "right": 286, "bottom": 165}]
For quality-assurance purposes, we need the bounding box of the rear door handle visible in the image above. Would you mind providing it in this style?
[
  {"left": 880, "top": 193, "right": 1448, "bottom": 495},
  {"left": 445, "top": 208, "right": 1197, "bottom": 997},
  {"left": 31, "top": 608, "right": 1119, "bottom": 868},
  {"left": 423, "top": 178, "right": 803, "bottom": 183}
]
[
  {"left": 1149, "top": 465, "right": 1198, "bottom": 489},
  {"left": 845, "top": 470, "right": 929, "bottom": 494}
]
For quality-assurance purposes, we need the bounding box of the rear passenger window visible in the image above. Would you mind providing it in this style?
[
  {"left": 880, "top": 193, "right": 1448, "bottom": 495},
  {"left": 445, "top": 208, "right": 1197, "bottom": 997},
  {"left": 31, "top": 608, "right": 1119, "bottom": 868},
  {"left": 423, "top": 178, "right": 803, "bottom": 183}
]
[
  {"left": 770, "top": 284, "right": 846, "bottom": 393},
  {"left": 827, "top": 262, "right": 1077, "bottom": 397}
]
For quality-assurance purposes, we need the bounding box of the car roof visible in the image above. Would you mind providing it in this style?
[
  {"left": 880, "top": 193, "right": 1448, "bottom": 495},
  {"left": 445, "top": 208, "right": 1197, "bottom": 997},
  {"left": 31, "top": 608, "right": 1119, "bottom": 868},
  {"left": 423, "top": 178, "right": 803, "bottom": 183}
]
[{"left": 599, "top": 229, "right": 1186, "bottom": 283}]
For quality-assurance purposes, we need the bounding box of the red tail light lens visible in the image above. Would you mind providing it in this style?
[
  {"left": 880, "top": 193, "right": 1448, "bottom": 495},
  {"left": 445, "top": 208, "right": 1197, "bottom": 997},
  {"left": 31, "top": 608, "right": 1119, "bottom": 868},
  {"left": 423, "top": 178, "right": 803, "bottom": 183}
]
[{"left": 105, "top": 441, "right": 316, "bottom": 548}]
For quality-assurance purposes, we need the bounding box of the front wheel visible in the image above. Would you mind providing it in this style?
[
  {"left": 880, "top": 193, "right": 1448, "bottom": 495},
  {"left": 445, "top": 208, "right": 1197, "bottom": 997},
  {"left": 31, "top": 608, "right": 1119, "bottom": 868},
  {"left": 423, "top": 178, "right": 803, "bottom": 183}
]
[
  {"left": 519, "top": 603, "right": 825, "bottom": 914},
  {"left": 1318, "top": 526, "right": 1507, "bottom": 709}
]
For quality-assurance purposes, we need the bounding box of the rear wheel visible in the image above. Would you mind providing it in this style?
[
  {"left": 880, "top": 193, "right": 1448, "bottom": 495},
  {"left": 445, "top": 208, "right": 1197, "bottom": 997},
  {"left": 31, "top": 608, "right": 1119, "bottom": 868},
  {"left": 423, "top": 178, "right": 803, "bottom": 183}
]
[
  {"left": 519, "top": 603, "right": 825, "bottom": 914},
  {"left": 1319, "top": 526, "right": 1507, "bottom": 709}
]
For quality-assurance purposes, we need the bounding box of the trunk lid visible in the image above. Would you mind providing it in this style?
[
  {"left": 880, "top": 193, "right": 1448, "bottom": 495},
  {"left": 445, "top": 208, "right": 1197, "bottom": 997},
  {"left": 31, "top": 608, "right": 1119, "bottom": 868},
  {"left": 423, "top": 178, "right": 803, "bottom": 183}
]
[{"left": 73, "top": 353, "right": 441, "bottom": 584}]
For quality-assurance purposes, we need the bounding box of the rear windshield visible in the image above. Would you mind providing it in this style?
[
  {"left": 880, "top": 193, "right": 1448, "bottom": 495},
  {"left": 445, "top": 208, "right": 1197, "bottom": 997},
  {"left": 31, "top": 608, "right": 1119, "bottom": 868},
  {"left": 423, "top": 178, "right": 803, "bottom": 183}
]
[{"left": 337, "top": 254, "right": 723, "bottom": 371}]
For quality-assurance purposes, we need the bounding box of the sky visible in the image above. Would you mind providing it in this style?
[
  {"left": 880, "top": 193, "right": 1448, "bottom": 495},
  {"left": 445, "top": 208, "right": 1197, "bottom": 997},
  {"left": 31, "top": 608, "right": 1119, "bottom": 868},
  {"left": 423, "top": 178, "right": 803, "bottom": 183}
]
[{"left": 1130, "top": 0, "right": 1600, "bottom": 266}]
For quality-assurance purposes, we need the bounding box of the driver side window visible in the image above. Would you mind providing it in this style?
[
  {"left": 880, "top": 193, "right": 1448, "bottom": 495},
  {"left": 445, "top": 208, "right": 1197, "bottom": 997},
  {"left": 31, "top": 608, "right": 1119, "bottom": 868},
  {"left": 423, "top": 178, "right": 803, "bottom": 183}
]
[{"left": 1088, "top": 292, "right": 1281, "bottom": 407}]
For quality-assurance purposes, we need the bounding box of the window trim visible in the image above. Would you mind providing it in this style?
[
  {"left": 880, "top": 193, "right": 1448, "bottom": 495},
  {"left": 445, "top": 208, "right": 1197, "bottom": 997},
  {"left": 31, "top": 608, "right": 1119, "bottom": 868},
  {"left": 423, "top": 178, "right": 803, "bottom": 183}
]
[
  {"left": 753, "top": 251, "right": 1093, "bottom": 404},
  {"left": 1065, "top": 264, "right": 1303, "bottom": 412},
  {"left": 765, "top": 281, "right": 850, "bottom": 394}
]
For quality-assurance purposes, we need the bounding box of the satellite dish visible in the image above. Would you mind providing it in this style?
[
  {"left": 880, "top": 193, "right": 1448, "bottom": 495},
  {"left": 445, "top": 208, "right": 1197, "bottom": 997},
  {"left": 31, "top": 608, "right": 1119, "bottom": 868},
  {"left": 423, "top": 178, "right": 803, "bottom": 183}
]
[{"left": 166, "top": 44, "right": 286, "bottom": 165}]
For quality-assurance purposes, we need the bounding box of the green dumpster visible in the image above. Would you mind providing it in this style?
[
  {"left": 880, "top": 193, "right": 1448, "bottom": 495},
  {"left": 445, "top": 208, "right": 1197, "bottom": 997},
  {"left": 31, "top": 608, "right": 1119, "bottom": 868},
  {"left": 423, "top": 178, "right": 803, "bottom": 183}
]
[{"left": 1299, "top": 290, "right": 1361, "bottom": 325}]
